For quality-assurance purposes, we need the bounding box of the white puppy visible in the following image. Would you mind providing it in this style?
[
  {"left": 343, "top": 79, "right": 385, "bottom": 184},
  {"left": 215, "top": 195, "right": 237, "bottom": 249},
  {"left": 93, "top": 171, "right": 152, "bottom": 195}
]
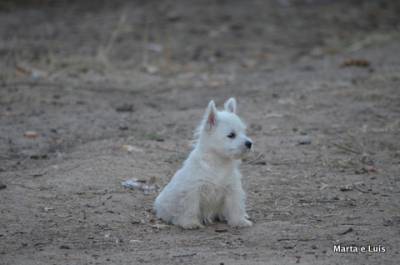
[{"left": 154, "top": 98, "right": 253, "bottom": 229}]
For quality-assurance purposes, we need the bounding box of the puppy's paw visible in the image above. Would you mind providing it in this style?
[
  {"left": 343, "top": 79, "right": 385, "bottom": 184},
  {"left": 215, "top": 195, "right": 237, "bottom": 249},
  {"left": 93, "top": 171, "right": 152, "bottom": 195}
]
[
  {"left": 228, "top": 218, "right": 253, "bottom": 228},
  {"left": 178, "top": 219, "right": 204, "bottom": 229}
]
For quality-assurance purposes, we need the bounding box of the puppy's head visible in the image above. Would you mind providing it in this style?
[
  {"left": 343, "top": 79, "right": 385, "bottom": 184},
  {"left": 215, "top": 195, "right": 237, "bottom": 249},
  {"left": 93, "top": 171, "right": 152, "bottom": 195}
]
[{"left": 197, "top": 98, "right": 253, "bottom": 159}]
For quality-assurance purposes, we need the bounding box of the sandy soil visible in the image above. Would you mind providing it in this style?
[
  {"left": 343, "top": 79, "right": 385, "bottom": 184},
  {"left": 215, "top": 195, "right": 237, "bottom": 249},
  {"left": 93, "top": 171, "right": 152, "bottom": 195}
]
[{"left": 0, "top": 0, "right": 400, "bottom": 264}]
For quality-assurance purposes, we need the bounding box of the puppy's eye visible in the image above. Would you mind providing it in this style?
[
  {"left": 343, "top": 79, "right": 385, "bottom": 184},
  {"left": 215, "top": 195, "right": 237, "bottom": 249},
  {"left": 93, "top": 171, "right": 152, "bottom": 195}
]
[{"left": 227, "top": 132, "right": 236, "bottom": 139}]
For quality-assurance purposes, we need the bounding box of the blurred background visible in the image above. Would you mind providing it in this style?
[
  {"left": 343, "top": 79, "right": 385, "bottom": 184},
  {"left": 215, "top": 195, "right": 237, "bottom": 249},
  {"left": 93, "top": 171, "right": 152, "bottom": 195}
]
[{"left": 1, "top": 0, "right": 399, "bottom": 81}]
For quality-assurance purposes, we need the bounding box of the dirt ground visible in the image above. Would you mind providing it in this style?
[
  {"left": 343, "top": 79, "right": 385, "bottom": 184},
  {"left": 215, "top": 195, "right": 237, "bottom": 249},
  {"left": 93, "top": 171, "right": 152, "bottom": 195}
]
[{"left": 1, "top": 0, "right": 400, "bottom": 264}]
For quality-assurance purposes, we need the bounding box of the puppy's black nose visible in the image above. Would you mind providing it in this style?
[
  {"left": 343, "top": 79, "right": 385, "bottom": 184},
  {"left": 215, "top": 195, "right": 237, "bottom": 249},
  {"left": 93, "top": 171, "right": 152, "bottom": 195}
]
[{"left": 245, "top": 140, "right": 252, "bottom": 149}]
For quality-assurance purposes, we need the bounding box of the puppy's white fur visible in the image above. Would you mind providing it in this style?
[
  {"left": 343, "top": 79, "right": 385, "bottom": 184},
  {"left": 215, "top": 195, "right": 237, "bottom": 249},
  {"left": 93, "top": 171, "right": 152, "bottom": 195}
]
[{"left": 154, "top": 98, "right": 253, "bottom": 229}]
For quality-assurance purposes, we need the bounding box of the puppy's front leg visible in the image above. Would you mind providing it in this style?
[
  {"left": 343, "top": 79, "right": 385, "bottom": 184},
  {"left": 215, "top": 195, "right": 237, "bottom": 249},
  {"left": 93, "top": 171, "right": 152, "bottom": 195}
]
[{"left": 223, "top": 185, "right": 252, "bottom": 227}]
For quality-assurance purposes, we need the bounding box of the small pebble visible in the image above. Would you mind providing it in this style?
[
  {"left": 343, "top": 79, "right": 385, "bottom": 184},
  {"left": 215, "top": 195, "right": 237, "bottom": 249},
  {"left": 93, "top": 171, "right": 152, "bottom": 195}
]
[
  {"left": 115, "top": 104, "right": 134, "bottom": 112},
  {"left": 297, "top": 137, "right": 312, "bottom": 145},
  {"left": 24, "top": 131, "right": 38, "bottom": 139},
  {"left": 59, "top": 245, "right": 70, "bottom": 249}
]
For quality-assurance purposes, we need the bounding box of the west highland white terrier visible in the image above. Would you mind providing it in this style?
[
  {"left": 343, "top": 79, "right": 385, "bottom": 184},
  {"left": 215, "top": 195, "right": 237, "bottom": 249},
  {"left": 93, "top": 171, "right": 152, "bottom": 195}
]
[{"left": 154, "top": 98, "right": 253, "bottom": 229}]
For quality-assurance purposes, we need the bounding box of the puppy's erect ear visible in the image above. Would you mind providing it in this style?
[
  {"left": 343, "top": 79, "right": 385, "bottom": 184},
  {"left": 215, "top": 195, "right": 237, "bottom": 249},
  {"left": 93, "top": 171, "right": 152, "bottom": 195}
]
[
  {"left": 205, "top": 100, "right": 217, "bottom": 130},
  {"left": 224, "top": 97, "right": 237, "bottom": 113}
]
